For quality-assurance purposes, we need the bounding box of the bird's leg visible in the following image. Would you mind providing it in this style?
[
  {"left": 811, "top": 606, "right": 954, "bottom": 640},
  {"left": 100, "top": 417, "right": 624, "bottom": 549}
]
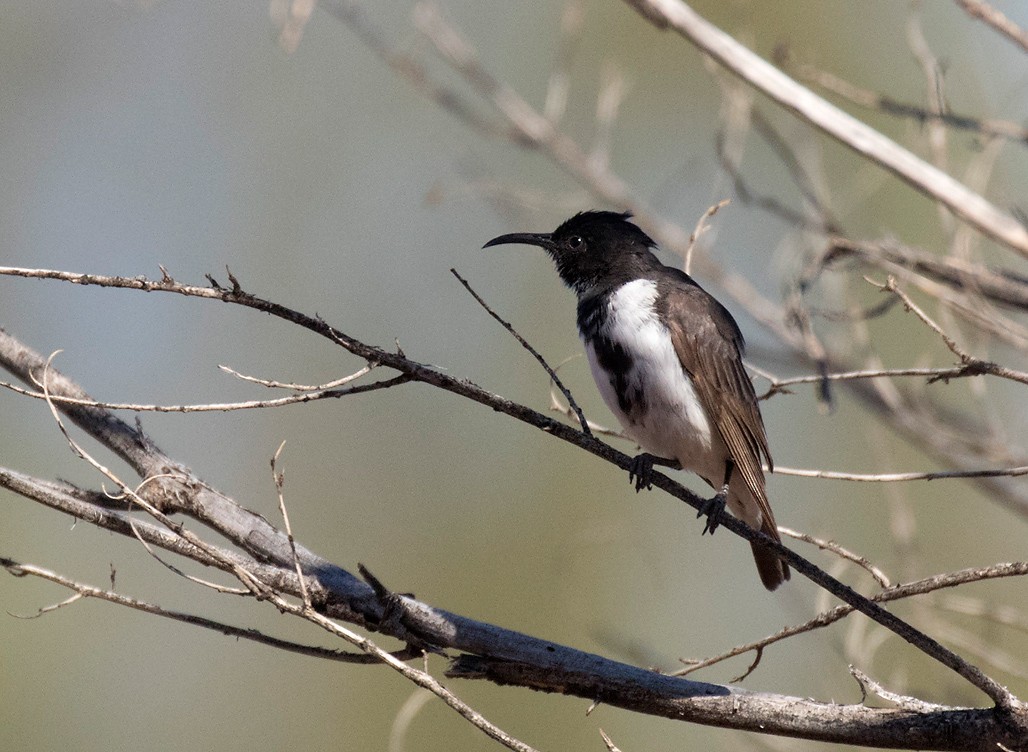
[
  {"left": 628, "top": 453, "right": 679, "bottom": 492},
  {"left": 698, "top": 460, "right": 734, "bottom": 536}
]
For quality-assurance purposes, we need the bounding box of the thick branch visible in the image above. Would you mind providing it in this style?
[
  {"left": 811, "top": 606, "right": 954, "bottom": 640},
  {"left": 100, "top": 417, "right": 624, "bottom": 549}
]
[
  {"left": 449, "top": 654, "right": 1023, "bottom": 751},
  {"left": 5, "top": 463, "right": 1027, "bottom": 749}
]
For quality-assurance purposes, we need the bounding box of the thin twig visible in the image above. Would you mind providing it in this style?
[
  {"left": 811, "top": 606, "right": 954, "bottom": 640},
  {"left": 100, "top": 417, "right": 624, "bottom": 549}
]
[
  {"left": 684, "top": 199, "right": 730, "bottom": 275},
  {"left": 301, "top": 611, "right": 538, "bottom": 752},
  {"left": 872, "top": 276, "right": 1028, "bottom": 386},
  {"left": 1, "top": 373, "right": 410, "bottom": 413},
  {"left": 850, "top": 255, "right": 1028, "bottom": 349},
  {"left": 272, "top": 441, "right": 310, "bottom": 608},
  {"left": 553, "top": 380, "right": 1028, "bottom": 484},
  {"left": 451, "top": 267, "right": 592, "bottom": 436},
  {"left": 218, "top": 363, "right": 374, "bottom": 391},
  {"left": 676, "top": 561, "right": 1028, "bottom": 678},
  {"left": 787, "top": 57, "right": 1028, "bottom": 144},
  {"left": 778, "top": 527, "right": 891, "bottom": 587},
  {"left": 849, "top": 666, "right": 949, "bottom": 712},
  {"left": 598, "top": 729, "right": 623, "bottom": 752},
  {"left": 124, "top": 506, "right": 251, "bottom": 595},
  {"left": 7, "top": 591, "right": 83, "bottom": 619},
  {"left": 0, "top": 557, "right": 417, "bottom": 664},
  {"left": 773, "top": 464, "right": 1028, "bottom": 483},
  {"left": 36, "top": 351, "right": 293, "bottom": 606},
  {"left": 756, "top": 364, "right": 1007, "bottom": 399},
  {"left": 549, "top": 377, "right": 627, "bottom": 439}
]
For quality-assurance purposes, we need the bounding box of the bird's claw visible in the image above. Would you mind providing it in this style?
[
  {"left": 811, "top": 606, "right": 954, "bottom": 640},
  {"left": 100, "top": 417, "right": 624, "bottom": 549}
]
[
  {"left": 698, "top": 486, "right": 728, "bottom": 536},
  {"left": 628, "top": 453, "right": 656, "bottom": 492}
]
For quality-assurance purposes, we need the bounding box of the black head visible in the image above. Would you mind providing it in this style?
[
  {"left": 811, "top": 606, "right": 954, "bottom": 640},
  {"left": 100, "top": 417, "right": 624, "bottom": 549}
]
[{"left": 483, "top": 211, "right": 660, "bottom": 294}]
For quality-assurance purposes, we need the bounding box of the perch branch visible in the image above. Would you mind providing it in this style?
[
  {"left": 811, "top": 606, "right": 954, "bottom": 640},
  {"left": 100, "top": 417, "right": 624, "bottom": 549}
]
[{"left": 0, "top": 268, "right": 1020, "bottom": 711}]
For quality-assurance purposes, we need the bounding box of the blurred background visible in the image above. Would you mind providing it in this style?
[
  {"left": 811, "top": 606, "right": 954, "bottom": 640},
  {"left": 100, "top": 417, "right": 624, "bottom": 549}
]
[{"left": 1, "top": 1, "right": 1026, "bottom": 750}]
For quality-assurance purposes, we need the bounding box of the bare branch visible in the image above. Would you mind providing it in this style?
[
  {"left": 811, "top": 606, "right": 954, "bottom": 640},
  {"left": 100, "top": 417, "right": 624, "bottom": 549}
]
[
  {"left": 684, "top": 199, "right": 730, "bottom": 276},
  {"left": 447, "top": 648, "right": 1025, "bottom": 749},
  {"left": 872, "top": 276, "right": 1028, "bottom": 386},
  {"left": 451, "top": 267, "right": 592, "bottom": 436},
  {"left": 785, "top": 56, "right": 1028, "bottom": 144},
  {"left": 598, "top": 728, "right": 623, "bottom": 752},
  {"left": 272, "top": 442, "right": 310, "bottom": 608},
  {"left": 620, "top": 0, "right": 1028, "bottom": 255},
  {"left": 778, "top": 527, "right": 891, "bottom": 587},
  {"left": 956, "top": 0, "right": 1028, "bottom": 53},
  {"left": 773, "top": 465, "right": 1028, "bottom": 483},
  {"left": 677, "top": 562, "right": 1028, "bottom": 678},
  {"left": 8, "top": 590, "right": 82, "bottom": 620},
  {"left": 319, "top": 0, "right": 503, "bottom": 140},
  {"left": 1, "top": 557, "right": 417, "bottom": 664},
  {"left": 849, "top": 666, "right": 950, "bottom": 713},
  {"left": 218, "top": 362, "right": 375, "bottom": 391},
  {"left": 1, "top": 369, "right": 408, "bottom": 413},
  {"left": 757, "top": 365, "right": 1017, "bottom": 397},
  {"left": 0, "top": 272, "right": 1020, "bottom": 712}
]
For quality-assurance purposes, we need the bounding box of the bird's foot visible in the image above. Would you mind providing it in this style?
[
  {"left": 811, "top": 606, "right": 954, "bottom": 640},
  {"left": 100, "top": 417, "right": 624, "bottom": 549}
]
[
  {"left": 628, "top": 454, "right": 681, "bottom": 492},
  {"left": 697, "top": 485, "right": 729, "bottom": 536},
  {"left": 628, "top": 453, "right": 658, "bottom": 492}
]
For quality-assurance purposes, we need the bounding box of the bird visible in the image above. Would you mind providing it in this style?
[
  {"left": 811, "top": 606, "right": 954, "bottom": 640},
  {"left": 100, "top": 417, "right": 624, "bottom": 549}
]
[{"left": 484, "top": 210, "right": 789, "bottom": 590}]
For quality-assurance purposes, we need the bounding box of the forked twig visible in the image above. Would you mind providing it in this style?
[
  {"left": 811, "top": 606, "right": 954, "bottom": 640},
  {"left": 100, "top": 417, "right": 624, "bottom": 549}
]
[{"left": 872, "top": 276, "right": 1028, "bottom": 386}]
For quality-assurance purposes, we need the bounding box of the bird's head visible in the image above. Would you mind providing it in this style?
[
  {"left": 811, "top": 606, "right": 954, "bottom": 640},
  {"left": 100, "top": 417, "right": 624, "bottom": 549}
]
[{"left": 483, "top": 211, "right": 658, "bottom": 294}]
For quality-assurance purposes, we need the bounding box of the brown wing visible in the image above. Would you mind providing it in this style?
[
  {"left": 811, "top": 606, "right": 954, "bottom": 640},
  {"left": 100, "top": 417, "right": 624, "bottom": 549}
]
[{"left": 659, "top": 282, "right": 776, "bottom": 532}]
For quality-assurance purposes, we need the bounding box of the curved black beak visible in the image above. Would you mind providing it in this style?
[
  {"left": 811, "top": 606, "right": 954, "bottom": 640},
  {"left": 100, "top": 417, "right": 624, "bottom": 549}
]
[{"left": 482, "top": 232, "right": 554, "bottom": 250}]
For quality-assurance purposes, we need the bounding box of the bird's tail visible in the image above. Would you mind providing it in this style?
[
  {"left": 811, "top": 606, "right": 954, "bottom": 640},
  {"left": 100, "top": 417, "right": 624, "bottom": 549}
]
[
  {"left": 750, "top": 516, "right": 790, "bottom": 591},
  {"left": 727, "top": 475, "right": 790, "bottom": 591}
]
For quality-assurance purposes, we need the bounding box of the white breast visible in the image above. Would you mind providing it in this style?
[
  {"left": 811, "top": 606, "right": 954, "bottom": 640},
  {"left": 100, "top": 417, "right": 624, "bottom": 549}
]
[{"left": 583, "top": 279, "right": 721, "bottom": 480}]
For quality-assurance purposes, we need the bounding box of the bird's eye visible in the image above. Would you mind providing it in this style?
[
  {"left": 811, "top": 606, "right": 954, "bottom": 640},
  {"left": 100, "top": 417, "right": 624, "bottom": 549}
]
[{"left": 567, "top": 235, "right": 584, "bottom": 249}]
